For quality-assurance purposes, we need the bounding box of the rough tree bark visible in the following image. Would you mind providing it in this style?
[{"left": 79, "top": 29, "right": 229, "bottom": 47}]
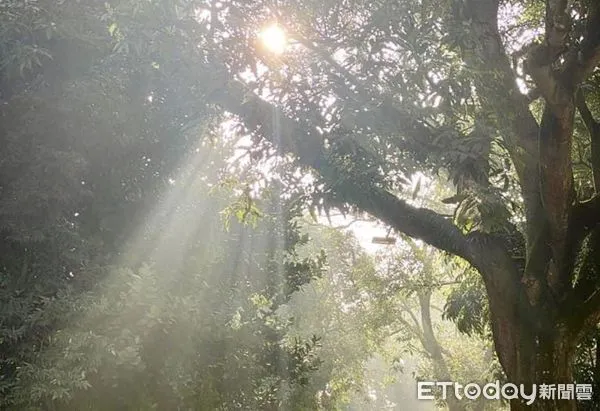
[{"left": 451, "top": 1, "right": 600, "bottom": 409}]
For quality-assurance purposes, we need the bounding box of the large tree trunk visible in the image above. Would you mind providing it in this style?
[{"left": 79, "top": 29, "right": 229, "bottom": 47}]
[
  {"left": 499, "top": 320, "right": 578, "bottom": 411},
  {"left": 472, "top": 234, "right": 592, "bottom": 411}
]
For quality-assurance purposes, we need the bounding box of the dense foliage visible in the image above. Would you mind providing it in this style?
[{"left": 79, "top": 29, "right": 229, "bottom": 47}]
[{"left": 3, "top": 0, "right": 600, "bottom": 410}]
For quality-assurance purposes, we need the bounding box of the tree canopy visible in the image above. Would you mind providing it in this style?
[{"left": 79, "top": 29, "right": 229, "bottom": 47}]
[{"left": 2, "top": 0, "right": 600, "bottom": 410}]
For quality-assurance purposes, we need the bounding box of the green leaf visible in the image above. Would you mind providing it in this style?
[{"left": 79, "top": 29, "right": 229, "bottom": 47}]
[{"left": 108, "top": 22, "right": 117, "bottom": 36}]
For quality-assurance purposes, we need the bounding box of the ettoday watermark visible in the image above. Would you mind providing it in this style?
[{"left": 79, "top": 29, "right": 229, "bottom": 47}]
[{"left": 417, "top": 381, "right": 593, "bottom": 405}]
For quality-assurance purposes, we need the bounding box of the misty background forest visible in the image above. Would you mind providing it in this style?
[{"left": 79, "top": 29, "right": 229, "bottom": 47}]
[{"left": 2, "top": 0, "right": 600, "bottom": 410}]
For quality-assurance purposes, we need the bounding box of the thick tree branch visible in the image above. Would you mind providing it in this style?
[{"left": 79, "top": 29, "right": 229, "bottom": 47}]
[
  {"left": 577, "top": 90, "right": 598, "bottom": 129},
  {"left": 469, "top": 232, "right": 536, "bottom": 383},
  {"left": 576, "top": 90, "right": 600, "bottom": 191},
  {"left": 519, "top": 0, "right": 579, "bottom": 296},
  {"left": 204, "top": 53, "right": 527, "bottom": 337},
  {"left": 564, "top": 1, "right": 600, "bottom": 86},
  {"left": 566, "top": 226, "right": 600, "bottom": 336},
  {"left": 526, "top": 62, "right": 572, "bottom": 116},
  {"left": 209, "top": 71, "right": 479, "bottom": 265},
  {"left": 524, "top": 0, "right": 600, "bottom": 304},
  {"left": 545, "top": 0, "right": 571, "bottom": 51},
  {"left": 455, "top": 0, "right": 540, "bottom": 183},
  {"left": 564, "top": 195, "right": 600, "bottom": 291},
  {"left": 455, "top": 0, "right": 551, "bottom": 305},
  {"left": 525, "top": 0, "right": 600, "bottom": 111},
  {"left": 525, "top": 0, "right": 572, "bottom": 115},
  {"left": 537, "top": 104, "right": 575, "bottom": 295}
]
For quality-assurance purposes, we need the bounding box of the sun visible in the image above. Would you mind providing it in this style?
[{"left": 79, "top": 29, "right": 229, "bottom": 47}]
[{"left": 259, "top": 24, "right": 287, "bottom": 54}]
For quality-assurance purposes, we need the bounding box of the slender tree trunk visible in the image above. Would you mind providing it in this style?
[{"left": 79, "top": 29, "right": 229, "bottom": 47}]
[{"left": 417, "top": 291, "right": 463, "bottom": 411}]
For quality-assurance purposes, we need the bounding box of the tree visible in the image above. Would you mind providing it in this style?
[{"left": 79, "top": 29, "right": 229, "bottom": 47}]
[
  {"left": 383, "top": 241, "right": 503, "bottom": 411},
  {"left": 186, "top": 1, "right": 600, "bottom": 410},
  {"left": 3, "top": 140, "right": 327, "bottom": 410},
  {"left": 3, "top": 0, "right": 600, "bottom": 409},
  {"left": 283, "top": 225, "right": 390, "bottom": 409},
  {"left": 0, "top": 0, "right": 221, "bottom": 403}
]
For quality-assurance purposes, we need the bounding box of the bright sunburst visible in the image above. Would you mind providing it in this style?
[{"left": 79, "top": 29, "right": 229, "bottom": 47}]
[{"left": 259, "top": 24, "right": 287, "bottom": 54}]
